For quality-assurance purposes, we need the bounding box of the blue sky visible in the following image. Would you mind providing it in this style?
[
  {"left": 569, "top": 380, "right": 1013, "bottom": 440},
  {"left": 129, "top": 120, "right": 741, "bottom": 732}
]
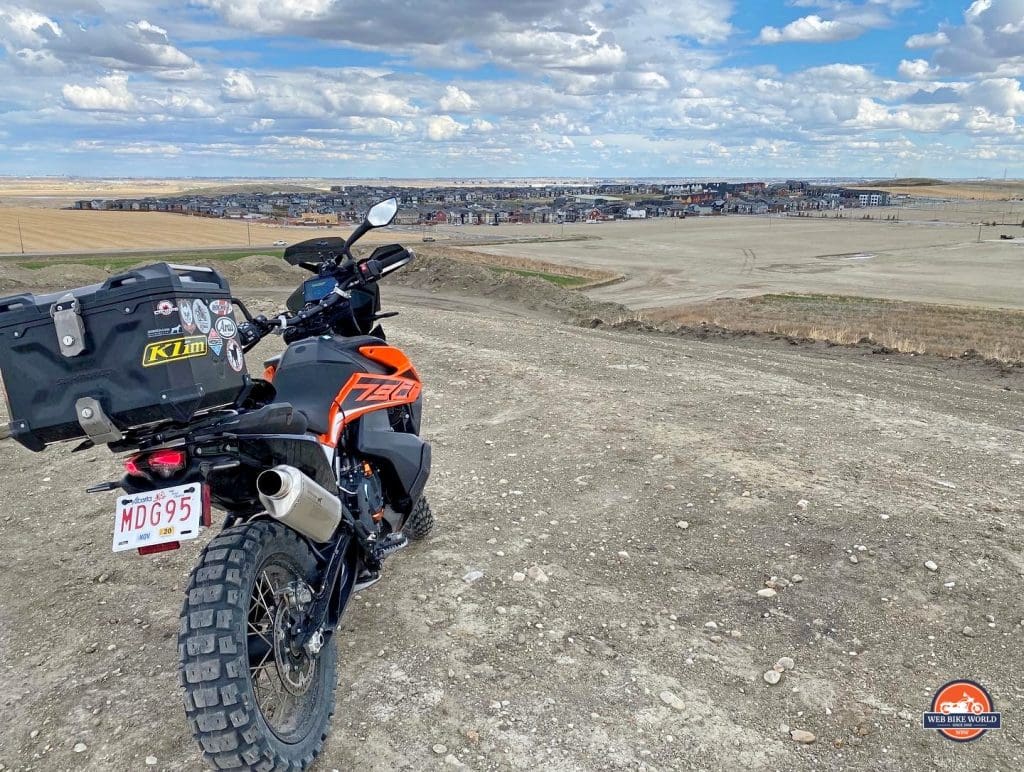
[{"left": 0, "top": 1, "right": 1022, "bottom": 178}]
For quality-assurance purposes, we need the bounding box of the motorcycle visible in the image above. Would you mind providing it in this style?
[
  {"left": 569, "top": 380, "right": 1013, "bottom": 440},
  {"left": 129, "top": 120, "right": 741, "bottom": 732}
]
[{"left": 2, "top": 198, "right": 432, "bottom": 770}]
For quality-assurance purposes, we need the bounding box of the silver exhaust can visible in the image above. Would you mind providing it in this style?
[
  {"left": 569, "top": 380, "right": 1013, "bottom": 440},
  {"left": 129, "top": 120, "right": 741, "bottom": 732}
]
[{"left": 256, "top": 465, "right": 342, "bottom": 543}]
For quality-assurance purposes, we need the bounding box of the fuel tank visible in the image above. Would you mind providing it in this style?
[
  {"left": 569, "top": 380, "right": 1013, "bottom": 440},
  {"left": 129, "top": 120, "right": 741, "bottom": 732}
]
[{"left": 270, "top": 335, "right": 390, "bottom": 435}]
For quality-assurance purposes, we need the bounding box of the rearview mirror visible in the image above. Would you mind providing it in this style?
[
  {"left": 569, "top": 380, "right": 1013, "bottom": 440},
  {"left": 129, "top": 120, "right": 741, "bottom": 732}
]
[{"left": 366, "top": 198, "right": 399, "bottom": 228}]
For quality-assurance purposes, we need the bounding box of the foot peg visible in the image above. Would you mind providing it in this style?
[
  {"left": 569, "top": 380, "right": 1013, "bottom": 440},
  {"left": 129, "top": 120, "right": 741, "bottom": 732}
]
[
  {"left": 353, "top": 534, "right": 408, "bottom": 592},
  {"left": 376, "top": 532, "right": 408, "bottom": 558}
]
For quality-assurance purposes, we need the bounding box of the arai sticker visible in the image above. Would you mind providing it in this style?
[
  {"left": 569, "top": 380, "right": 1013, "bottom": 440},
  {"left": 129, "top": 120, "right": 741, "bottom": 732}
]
[
  {"left": 209, "top": 299, "right": 232, "bottom": 316},
  {"left": 154, "top": 299, "right": 178, "bottom": 317},
  {"left": 207, "top": 328, "right": 223, "bottom": 356},
  {"left": 225, "top": 337, "right": 244, "bottom": 373},
  {"left": 193, "top": 300, "right": 212, "bottom": 335},
  {"left": 179, "top": 299, "right": 196, "bottom": 333},
  {"left": 214, "top": 316, "right": 237, "bottom": 339}
]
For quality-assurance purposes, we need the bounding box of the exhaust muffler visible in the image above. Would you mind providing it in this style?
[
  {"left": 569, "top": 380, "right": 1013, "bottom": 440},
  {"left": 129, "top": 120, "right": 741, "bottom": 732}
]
[{"left": 256, "top": 465, "right": 342, "bottom": 543}]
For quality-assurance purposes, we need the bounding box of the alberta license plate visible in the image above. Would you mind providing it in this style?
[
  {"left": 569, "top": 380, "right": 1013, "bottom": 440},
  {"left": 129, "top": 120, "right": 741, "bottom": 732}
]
[{"left": 112, "top": 483, "right": 204, "bottom": 553}]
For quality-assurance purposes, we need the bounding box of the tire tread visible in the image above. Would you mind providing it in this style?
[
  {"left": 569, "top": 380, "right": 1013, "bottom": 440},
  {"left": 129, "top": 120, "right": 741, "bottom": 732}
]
[
  {"left": 403, "top": 497, "right": 434, "bottom": 540},
  {"left": 179, "top": 521, "right": 334, "bottom": 771}
]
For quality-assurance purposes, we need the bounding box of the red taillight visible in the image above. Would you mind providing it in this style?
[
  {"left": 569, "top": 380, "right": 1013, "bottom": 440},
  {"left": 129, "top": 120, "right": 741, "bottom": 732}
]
[
  {"left": 124, "top": 449, "right": 188, "bottom": 479},
  {"left": 148, "top": 449, "right": 187, "bottom": 474}
]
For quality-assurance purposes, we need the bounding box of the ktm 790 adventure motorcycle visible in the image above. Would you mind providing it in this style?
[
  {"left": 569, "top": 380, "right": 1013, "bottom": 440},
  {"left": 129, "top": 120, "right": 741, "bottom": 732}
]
[{"left": 0, "top": 198, "right": 432, "bottom": 770}]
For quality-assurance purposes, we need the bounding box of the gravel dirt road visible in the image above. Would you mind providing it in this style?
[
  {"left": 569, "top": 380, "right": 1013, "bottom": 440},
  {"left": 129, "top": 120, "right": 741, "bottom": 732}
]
[{"left": 0, "top": 280, "right": 1022, "bottom": 771}]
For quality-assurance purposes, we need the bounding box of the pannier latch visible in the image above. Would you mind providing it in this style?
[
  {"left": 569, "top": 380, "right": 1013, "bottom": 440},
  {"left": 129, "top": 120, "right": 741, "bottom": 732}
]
[
  {"left": 75, "top": 397, "right": 123, "bottom": 444},
  {"left": 50, "top": 293, "right": 86, "bottom": 358}
]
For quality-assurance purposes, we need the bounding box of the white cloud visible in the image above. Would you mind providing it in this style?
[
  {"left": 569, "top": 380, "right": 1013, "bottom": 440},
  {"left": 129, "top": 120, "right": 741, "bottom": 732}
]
[
  {"left": 898, "top": 58, "right": 941, "bottom": 80},
  {"left": 759, "top": 15, "right": 863, "bottom": 44},
  {"left": 1, "top": 0, "right": 1021, "bottom": 178},
  {"left": 906, "top": 31, "right": 950, "bottom": 48},
  {"left": 912, "top": 0, "right": 1024, "bottom": 76},
  {"left": 114, "top": 142, "right": 182, "bottom": 155},
  {"left": 269, "top": 135, "right": 327, "bottom": 149},
  {"left": 964, "top": 77, "right": 1024, "bottom": 115},
  {"left": 62, "top": 72, "right": 137, "bottom": 112},
  {"left": 346, "top": 116, "right": 413, "bottom": 136},
  {"left": 158, "top": 93, "right": 217, "bottom": 117},
  {"left": 426, "top": 115, "right": 464, "bottom": 141},
  {"left": 438, "top": 85, "right": 475, "bottom": 112},
  {"left": 0, "top": 7, "right": 62, "bottom": 47},
  {"left": 221, "top": 70, "right": 258, "bottom": 102}
]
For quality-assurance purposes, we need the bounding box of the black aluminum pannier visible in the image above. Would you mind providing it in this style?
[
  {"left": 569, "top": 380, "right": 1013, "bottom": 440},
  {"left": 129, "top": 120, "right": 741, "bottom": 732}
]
[{"left": 0, "top": 263, "right": 250, "bottom": 451}]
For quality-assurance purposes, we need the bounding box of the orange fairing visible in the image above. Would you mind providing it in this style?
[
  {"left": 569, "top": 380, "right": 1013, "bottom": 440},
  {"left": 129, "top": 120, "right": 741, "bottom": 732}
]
[
  {"left": 358, "top": 345, "right": 420, "bottom": 380},
  {"left": 319, "top": 371, "right": 422, "bottom": 447}
]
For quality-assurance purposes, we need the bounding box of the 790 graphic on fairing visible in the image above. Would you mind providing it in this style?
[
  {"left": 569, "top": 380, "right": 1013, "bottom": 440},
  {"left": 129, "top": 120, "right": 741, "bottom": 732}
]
[{"left": 0, "top": 198, "right": 433, "bottom": 770}]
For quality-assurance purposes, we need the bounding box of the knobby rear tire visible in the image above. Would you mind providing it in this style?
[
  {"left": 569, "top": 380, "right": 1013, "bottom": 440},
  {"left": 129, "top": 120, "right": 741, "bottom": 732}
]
[{"left": 178, "top": 520, "right": 337, "bottom": 771}]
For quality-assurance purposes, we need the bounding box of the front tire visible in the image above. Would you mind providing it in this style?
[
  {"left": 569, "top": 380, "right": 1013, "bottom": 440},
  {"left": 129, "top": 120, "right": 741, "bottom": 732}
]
[
  {"left": 179, "top": 520, "right": 337, "bottom": 771},
  {"left": 402, "top": 497, "right": 434, "bottom": 540}
]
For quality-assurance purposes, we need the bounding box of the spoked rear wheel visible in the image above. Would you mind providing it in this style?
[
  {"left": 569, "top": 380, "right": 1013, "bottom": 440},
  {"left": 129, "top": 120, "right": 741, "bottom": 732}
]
[{"left": 179, "top": 521, "right": 337, "bottom": 771}]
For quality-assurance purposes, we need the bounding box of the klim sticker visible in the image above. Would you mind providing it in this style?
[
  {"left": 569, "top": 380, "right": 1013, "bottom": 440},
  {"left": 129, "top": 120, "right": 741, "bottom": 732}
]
[{"left": 142, "top": 335, "right": 208, "bottom": 367}]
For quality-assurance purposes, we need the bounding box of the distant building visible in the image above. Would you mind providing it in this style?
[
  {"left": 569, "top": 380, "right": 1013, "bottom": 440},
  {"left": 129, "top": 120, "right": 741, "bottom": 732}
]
[
  {"left": 846, "top": 189, "right": 890, "bottom": 207},
  {"left": 298, "top": 212, "right": 338, "bottom": 225},
  {"left": 625, "top": 207, "right": 647, "bottom": 219}
]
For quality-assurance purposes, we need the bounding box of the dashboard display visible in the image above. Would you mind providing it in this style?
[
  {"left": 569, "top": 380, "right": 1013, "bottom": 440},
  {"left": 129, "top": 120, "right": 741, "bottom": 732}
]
[{"left": 303, "top": 276, "right": 338, "bottom": 303}]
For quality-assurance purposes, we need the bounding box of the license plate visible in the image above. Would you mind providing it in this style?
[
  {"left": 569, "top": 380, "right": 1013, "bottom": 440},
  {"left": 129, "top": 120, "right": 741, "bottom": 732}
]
[{"left": 112, "top": 483, "right": 204, "bottom": 553}]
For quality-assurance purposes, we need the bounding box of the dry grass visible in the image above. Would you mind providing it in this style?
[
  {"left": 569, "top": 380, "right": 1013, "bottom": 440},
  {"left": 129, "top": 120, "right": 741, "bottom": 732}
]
[
  {"left": 0, "top": 207, "right": 398, "bottom": 254},
  {"left": 854, "top": 181, "right": 1024, "bottom": 201},
  {"left": 645, "top": 294, "right": 1024, "bottom": 363},
  {"left": 421, "top": 244, "right": 621, "bottom": 286}
]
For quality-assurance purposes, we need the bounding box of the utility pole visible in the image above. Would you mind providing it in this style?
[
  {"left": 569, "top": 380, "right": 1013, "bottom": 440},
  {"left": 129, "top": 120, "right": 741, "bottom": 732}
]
[
  {"left": 17, "top": 218, "right": 24, "bottom": 254},
  {"left": 246, "top": 221, "right": 252, "bottom": 247},
  {"left": 977, "top": 223, "right": 982, "bottom": 243}
]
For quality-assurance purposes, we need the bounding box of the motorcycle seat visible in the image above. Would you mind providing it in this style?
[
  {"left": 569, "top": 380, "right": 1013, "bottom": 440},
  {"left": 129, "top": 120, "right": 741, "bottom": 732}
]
[{"left": 217, "top": 402, "right": 309, "bottom": 436}]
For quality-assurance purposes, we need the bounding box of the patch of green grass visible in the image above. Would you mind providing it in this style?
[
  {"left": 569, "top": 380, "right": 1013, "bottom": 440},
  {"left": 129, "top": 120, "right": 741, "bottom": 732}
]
[
  {"left": 759, "top": 293, "right": 895, "bottom": 307},
  {"left": 491, "top": 267, "right": 589, "bottom": 287},
  {"left": 17, "top": 249, "right": 282, "bottom": 271}
]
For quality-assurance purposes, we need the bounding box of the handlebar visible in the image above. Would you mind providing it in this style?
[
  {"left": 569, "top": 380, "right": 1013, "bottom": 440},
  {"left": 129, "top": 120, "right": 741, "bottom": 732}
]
[{"left": 237, "top": 247, "right": 412, "bottom": 351}]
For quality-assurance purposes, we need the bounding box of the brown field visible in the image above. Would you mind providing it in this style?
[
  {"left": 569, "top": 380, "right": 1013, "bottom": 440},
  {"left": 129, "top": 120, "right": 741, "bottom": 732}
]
[
  {"left": 854, "top": 180, "right": 1024, "bottom": 201},
  {"left": 0, "top": 207, "right": 399, "bottom": 254},
  {"left": 643, "top": 294, "right": 1024, "bottom": 363},
  {"left": 419, "top": 243, "right": 620, "bottom": 285},
  {"left": 0, "top": 177, "right": 335, "bottom": 203},
  {"left": 0, "top": 177, "right": 571, "bottom": 207}
]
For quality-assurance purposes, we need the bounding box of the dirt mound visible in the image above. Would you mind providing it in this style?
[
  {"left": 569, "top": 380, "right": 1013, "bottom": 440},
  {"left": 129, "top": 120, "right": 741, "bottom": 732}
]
[
  {"left": 0, "top": 263, "right": 112, "bottom": 295},
  {"left": 393, "top": 252, "right": 624, "bottom": 322},
  {"left": 214, "top": 255, "right": 307, "bottom": 289}
]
